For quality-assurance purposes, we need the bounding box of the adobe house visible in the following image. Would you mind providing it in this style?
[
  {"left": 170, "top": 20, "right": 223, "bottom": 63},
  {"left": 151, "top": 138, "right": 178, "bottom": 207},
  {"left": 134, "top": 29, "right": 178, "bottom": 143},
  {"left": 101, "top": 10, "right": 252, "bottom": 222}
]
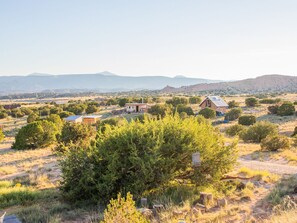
[
  {"left": 125, "top": 103, "right": 148, "bottom": 113},
  {"left": 82, "top": 115, "right": 101, "bottom": 125},
  {"left": 199, "top": 96, "right": 228, "bottom": 113}
]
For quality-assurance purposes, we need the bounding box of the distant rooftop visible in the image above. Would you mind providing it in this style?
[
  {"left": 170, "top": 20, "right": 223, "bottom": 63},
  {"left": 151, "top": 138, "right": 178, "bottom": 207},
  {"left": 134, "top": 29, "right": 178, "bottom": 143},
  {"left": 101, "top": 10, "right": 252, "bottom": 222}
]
[
  {"left": 64, "top": 115, "right": 82, "bottom": 121},
  {"left": 203, "top": 96, "right": 228, "bottom": 107}
]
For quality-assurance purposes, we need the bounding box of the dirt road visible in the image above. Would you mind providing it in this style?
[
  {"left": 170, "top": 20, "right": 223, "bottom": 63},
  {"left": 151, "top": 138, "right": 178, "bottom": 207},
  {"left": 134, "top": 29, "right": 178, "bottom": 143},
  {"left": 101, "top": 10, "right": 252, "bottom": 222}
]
[{"left": 238, "top": 158, "right": 297, "bottom": 175}]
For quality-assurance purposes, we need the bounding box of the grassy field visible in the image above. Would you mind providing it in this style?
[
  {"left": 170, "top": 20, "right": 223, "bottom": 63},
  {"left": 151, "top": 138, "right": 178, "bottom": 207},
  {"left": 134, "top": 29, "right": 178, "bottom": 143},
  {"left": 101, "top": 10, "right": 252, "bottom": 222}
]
[{"left": 0, "top": 94, "right": 296, "bottom": 222}]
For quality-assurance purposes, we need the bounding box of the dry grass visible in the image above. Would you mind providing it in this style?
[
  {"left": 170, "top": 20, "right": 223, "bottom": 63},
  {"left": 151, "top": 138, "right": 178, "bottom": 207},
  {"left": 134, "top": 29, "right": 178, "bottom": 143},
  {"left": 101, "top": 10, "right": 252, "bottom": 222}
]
[{"left": 239, "top": 167, "right": 279, "bottom": 183}]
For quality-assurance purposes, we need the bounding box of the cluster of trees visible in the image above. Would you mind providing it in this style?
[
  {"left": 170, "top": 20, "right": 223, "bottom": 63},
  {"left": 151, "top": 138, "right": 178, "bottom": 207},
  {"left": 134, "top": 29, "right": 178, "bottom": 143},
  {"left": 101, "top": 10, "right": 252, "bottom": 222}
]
[{"left": 60, "top": 115, "right": 237, "bottom": 204}]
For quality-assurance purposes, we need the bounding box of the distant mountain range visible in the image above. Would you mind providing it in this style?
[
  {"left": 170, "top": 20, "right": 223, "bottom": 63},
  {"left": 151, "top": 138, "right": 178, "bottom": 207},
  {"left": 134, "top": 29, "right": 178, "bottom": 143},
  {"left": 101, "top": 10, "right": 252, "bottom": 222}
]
[
  {"left": 0, "top": 71, "right": 219, "bottom": 95},
  {"left": 161, "top": 74, "right": 297, "bottom": 94}
]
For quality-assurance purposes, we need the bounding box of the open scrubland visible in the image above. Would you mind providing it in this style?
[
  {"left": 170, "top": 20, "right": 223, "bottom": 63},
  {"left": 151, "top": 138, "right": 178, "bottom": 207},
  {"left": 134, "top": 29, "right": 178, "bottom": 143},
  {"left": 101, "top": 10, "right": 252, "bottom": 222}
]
[{"left": 0, "top": 93, "right": 296, "bottom": 222}]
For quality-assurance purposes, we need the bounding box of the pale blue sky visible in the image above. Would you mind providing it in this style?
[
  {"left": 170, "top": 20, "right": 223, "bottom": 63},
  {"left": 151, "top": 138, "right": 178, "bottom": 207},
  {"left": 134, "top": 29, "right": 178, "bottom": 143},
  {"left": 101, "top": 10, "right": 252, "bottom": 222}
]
[{"left": 1, "top": 0, "right": 297, "bottom": 80}]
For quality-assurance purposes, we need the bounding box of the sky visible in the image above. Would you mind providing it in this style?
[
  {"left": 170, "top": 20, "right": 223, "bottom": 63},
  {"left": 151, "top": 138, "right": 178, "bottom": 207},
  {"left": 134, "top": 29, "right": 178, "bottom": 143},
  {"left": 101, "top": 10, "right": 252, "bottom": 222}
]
[{"left": 1, "top": 0, "right": 297, "bottom": 80}]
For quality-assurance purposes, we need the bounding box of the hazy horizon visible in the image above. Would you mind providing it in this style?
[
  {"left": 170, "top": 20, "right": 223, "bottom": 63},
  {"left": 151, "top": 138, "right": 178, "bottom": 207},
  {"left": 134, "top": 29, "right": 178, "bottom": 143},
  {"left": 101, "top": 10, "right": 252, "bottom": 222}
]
[{"left": 1, "top": 0, "right": 297, "bottom": 80}]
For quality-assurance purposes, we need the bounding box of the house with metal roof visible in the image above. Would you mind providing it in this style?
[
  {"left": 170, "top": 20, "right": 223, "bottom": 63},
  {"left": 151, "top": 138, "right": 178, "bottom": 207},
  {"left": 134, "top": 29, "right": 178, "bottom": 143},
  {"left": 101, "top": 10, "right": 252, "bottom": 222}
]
[{"left": 199, "top": 96, "right": 228, "bottom": 113}]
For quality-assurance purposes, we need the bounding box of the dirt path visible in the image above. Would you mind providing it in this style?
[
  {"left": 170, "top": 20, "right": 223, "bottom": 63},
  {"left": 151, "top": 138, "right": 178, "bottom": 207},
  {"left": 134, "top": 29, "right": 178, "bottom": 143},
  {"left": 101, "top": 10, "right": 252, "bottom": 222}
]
[{"left": 238, "top": 158, "right": 297, "bottom": 175}]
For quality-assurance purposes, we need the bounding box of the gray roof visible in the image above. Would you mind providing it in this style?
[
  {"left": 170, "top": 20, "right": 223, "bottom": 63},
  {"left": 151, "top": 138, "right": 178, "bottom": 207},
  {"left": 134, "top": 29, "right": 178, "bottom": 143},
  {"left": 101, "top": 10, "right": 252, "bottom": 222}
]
[
  {"left": 65, "top": 115, "right": 82, "bottom": 121},
  {"left": 203, "top": 96, "right": 228, "bottom": 107}
]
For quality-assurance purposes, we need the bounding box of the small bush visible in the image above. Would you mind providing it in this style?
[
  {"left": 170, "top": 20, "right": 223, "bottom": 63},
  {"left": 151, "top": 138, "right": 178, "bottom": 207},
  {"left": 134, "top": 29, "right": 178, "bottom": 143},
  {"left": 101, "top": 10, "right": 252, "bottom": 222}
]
[
  {"left": 261, "top": 135, "right": 290, "bottom": 151},
  {"left": 101, "top": 193, "right": 149, "bottom": 223},
  {"left": 292, "top": 127, "right": 297, "bottom": 137},
  {"left": 239, "top": 121, "right": 278, "bottom": 143},
  {"left": 199, "top": 108, "right": 216, "bottom": 119},
  {"left": 148, "top": 104, "right": 172, "bottom": 118},
  {"left": 189, "top": 96, "right": 202, "bottom": 104},
  {"left": 277, "top": 102, "right": 295, "bottom": 116},
  {"left": 227, "top": 100, "right": 239, "bottom": 108},
  {"left": 238, "top": 115, "right": 256, "bottom": 126},
  {"left": 268, "top": 105, "right": 279, "bottom": 115},
  {"left": 259, "top": 98, "right": 281, "bottom": 104},
  {"left": 0, "top": 129, "right": 4, "bottom": 142},
  {"left": 225, "top": 124, "right": 246, "bottom": 137},
  {"left": 0, "top": 111, "right": 8, "bottom": 119},
  {"left": 27, "top": 113, "right": 39, "bottom": 123},
  {"left": 245, "top": 98, "right": 259, "bottom": 107},
  {"left": 176, "top": 104, "right": 194, "bottom": 116},
  {"left": 224, "top": 108, "right": 242, "bottom": 121}
]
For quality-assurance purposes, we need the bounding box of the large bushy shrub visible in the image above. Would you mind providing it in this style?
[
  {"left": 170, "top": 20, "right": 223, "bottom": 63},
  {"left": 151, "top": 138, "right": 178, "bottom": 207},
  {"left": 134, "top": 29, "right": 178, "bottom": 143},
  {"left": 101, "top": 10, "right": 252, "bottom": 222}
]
[
  {"left": 259, "top": 98, "right": 281, "bottom": 104},
  {"left": 27, "top": 113, "right": 39, "bottom": 123},
  {"left": 224, "top": 108, "right": 242, "bottom": 121},
  {"left": 199, "top": 108, "right": 216, "bottom": 119},
  {"left": 245, "top": 98, "right": 259, "bottom": 107},
  {"left": 60, "top": 115, "right": 237, "bottom": 204},
  {"left": 277, "top": 102, "right": 295, "bottom": 116},
  {"left": 292, "top": 127, "right": 297, "bottom": 137},
  {"left": 260, "top": 135, "right": 290, "bottom": 151},
  {"left": 239, "top": 121, "right": 278, "bottom": 143},
  {"left": 13, "top": 121, "right": 58, "bottom": 150},
  {"left": 101, "top": 193, "right": 148, "bottom": 223},
  {"left": 86, "top": 104, "right": 98, "bottom": 114},
  {"left": 225, "top": 124, "right": 246, "bottom": 137},
  {"left": 238, "top": 115, "right": 256, "bottom": 126}
]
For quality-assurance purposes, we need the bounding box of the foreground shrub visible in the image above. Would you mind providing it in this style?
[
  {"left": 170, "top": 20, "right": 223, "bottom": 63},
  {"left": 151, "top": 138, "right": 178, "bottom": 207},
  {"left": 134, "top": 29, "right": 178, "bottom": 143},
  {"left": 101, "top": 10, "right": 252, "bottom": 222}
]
[
  {"left": 261, "top": 135, "right": 290, "bottom": 151},
  {"left": 239, "top": 121, "right": 278, "bottom": 143},
  {"left": 60, "top": 115, "right": 237, "bottom": 204},
  {"left": 101, "top": 192, "right": 148, "bottom": 223},
  {"left": 238, "top": 115, "right": 256, "bottom": 126},
  {"left": 27, "top": 113, "right": 39, "bottom": 123},
  {"left": 277, "top": 102, "right": 295, "bottom": 116},
  {"left": 224, "top": 108, "right": 242, "bottom": 121},
  {"left": 245, "top": 97, "right": 259, "bottom": 107},
  {"left": 199, "top": 107, "right": 216, "bottom": 119},
  {"left": 13, "top": 121, "right": 58, "bottom": 150},
  {"left": 225, "top": 124, "right": 246, "bottom": 137}
]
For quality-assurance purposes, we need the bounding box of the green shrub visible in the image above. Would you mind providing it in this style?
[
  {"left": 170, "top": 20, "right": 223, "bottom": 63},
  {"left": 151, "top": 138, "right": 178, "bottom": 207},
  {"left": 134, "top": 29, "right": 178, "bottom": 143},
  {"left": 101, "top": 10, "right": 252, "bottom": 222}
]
[
  {"left": 27, "top": 113, "right": 39, "bottom": 123},
  {"left": 58, "top": 111, "right": 74, "bottom": 118},
  {"left": 227, "top": 100, "right": 240, "bottom": 108},
  {"left": 118, "top": 98, "right": 131, "bottom": 107},
  {"left": 245, "top": 98, "right": 259, "bottom": 107},
  {"left": 101, "top": 193, "right": 149, "bottom": 223},
  {"left": 277, "top": 102, "right": 295, "bottom": 116},
  {"left": 58, "top": 122, "right": 95, "bottom": 149},
  {"left": 176, "top": 104, "right": 194, "bottom": 116},
  {"left": 268, "top": 105, "right": 279, "bottom": 114},
  {"left": 60, "top": 115, "right": 237, "bottom": 204},
  {"left": 13, "top": 121, "right": 58, "bottom": 150},
  {"left": 166, "top": 97, "right": 188, "bottom": 106},
  {"left": 225, "top": 124, "right": 246, "bottom": 137},
  {"left": 189, "top": 96, "right": 202, "bottom": 104},
  {"left": 259, "top": 98, "right": 281, "bottom": 104},
  {"left": 239, "top": 121, "right": 278, "bottom": 143},
  {"left": 260, "top": 135, "right": 290, "bottom": 151},
  {"left": 199, "top": 107, "right": 216, "bottom": 119},
  {"left": 0, "top": 111, "right": 8, "bottom": 119},
  {"left": 238, "top": 115, "right": 256, "bottom": 126},
  {"left": 224, "top": 108, "right": 242, "bottom": 121},
  {"left": 148, "top": 104, "right": 172, "bottom": 118},
  {"left": 86, "top": 104, "right": 98, "bottom": 114}
]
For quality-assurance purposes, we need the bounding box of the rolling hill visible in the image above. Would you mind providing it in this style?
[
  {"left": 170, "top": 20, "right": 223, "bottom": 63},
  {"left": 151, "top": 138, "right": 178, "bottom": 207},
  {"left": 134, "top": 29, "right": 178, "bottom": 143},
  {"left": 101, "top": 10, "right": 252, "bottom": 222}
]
[{"left": 161, "top": 74, "right": 297, "bottom": 94}]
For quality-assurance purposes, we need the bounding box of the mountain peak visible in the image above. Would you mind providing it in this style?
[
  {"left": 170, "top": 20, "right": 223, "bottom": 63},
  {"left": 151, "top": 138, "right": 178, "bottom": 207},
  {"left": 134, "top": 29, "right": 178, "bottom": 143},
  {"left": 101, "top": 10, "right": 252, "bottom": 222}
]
[
  {"left": 27, "top": 72, "right": 52, "bottom": 76},
  {"left": 99, "top": 71, "right": 118, "bottom": 76}
]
